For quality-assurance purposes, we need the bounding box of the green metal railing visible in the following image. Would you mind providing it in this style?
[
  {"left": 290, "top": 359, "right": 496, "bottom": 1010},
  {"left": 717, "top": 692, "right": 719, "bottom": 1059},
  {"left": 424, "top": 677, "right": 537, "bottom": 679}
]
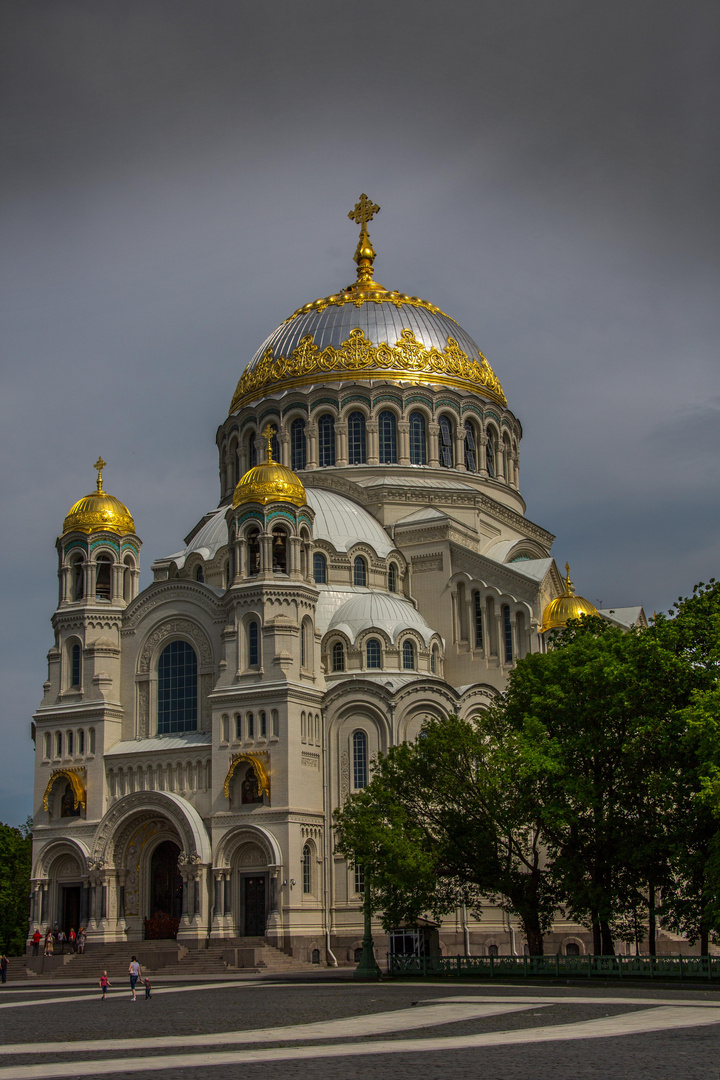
[{"left": 387, "top": 953, "right": 720, "bottom": 981}]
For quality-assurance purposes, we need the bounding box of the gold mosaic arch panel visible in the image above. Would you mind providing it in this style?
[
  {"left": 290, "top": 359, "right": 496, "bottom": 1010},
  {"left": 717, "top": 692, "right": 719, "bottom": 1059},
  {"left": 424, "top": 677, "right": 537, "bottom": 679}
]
[
  {"left": 223, "top": 752, "right": 270, "bottom": 800},
  {"left": 42, "top": 768, "right": 86, "bottom": 813}
]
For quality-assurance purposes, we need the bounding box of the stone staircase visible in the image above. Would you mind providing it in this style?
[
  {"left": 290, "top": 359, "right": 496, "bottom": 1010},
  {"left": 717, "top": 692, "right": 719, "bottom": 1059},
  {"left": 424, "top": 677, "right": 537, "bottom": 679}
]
[{"left": 21, "top": 938, "right": 320, "bottom": 979}]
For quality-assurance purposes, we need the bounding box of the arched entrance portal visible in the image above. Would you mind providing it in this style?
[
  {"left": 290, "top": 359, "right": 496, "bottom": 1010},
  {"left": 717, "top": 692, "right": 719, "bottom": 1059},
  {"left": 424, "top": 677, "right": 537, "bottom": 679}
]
[{"left": 145, "top": 840, "right": 182, "bottom": 939}]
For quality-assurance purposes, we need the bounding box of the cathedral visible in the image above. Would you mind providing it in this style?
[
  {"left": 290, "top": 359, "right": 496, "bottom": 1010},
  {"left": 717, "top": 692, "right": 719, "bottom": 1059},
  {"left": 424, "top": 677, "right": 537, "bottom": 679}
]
[{"left": 30, "top": 196, "right": 645, "bottom": 963}]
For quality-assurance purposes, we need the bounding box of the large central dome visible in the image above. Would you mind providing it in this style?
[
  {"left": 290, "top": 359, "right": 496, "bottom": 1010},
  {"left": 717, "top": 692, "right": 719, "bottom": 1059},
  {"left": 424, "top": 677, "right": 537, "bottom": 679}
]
[{"left": 229, "top": 196, "right": 506, "bottom": 413}]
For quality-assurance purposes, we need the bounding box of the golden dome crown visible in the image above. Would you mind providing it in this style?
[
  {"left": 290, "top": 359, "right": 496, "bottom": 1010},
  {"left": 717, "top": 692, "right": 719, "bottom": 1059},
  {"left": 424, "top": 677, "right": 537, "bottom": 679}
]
[
  {"left": 229, "top": 195, "right": 506, "bottom": 413},
  {"left": 233, "top": 426, "right": 307, "bottom": 508},
  {"left": 541, "top": 563, "right": 599, "bottom": 634},
  {"left": 63, "top": 458, "right": 135, "bottom": 536}
]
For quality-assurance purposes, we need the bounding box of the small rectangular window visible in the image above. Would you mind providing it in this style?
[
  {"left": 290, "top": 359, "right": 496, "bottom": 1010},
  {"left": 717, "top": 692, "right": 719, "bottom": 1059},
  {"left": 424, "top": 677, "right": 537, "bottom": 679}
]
[
  {"left": 354, "top": 863, "right": 365, "bottom": 894},
  {"left": 247, "top": 712, "right": 254, "bottom": 738},
  {"left": 260, "top": 711, "right": 267, "bottom": 737}
]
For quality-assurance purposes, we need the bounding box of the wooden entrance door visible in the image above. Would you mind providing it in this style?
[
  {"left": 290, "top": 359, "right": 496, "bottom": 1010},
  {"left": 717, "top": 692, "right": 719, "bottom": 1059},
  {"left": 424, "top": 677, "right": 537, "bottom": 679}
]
[{"left": 243, "top": 875, "right": 266, "bottom": 936}]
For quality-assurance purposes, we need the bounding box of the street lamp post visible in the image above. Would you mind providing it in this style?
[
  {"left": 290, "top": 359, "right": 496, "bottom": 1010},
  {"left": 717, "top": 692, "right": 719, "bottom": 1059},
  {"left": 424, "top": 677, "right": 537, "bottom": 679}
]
[{"left": 354, "top": 872, "right": 381, "bottom": 981}]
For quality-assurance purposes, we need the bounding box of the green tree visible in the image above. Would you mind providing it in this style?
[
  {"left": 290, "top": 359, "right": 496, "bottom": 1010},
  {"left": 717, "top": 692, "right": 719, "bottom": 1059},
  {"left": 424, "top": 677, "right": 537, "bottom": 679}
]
[
  {"left": 0, "top": 819, "right": 32, "bottom": 954},
  {"left": 334, "top": 713, "right": 556, "bottom": 955},
  {"left": 499, "top": 615, "right": 688, "bottom": 955}
]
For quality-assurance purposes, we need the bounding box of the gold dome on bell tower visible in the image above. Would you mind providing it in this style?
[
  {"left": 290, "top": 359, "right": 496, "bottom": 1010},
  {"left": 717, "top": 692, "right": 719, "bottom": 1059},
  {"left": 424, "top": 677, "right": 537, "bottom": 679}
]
[
  {"left": 541, "top": 563, "right": 599, "bottom": 634},
  {"left": 233, "top": 426, "right": 307, "bottom": 508},
  {"left": 62, "top": 458, "right": 135, "bottom": 536}
]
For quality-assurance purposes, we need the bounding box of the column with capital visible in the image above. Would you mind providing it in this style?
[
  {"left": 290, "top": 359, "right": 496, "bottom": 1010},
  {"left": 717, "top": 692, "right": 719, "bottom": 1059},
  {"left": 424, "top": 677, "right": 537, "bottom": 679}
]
[
  {"left": 305, "top": 423, "right": 318, "bottom": 470},
  {"left": 455, "top": 424, "right": 467, "bottom": 471},
  {"left": 398, "top": 420, "right": 410, "bottom": 466},
  {"left": 366, "top": 420, "right": 379, "bottom": 466},
  {"left": 336, "top": 422, "right": 348, "bottom": 466},
  {"left": 428, "top": 423, "right": 440, "bottom": 468},
  {"left": 478, "top": 432, "right": 488, "bottom": 477},
  {"left": 278, "top": 428, "right": 290, "bottom": 467}
]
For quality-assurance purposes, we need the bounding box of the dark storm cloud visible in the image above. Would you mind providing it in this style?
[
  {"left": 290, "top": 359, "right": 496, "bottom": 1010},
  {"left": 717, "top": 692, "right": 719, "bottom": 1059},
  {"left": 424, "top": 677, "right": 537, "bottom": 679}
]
[{"left": 1, "top": 0, "right": 719, "bottom": 823}]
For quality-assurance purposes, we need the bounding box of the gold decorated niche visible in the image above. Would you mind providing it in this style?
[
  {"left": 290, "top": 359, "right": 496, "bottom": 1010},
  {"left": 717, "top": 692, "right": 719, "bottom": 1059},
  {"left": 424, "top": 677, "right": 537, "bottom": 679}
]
[
  {"left": 223, "top": 753, "right": 270, "bottom": 801},
  {"left": 229, "top": 327, "right": 507, "bottom": 413},
  {"left": 42, "top": 768, "right": 87, "bottom": 813}
]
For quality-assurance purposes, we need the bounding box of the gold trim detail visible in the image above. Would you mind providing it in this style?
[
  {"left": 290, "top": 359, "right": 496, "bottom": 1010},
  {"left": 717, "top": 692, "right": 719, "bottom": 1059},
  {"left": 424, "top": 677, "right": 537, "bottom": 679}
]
[
  {"left": 232, "top": 425, "right": 307, "bottom": 508},
  {"left": 63, "top": 458, "right": 135, "bottom": 536},
  {"left": 230, "top": 328, "right": 506, "bottom": 413},
  {"left": 223, "top": 753, "right": 270, "bottom": 800},
  {"left": 42, "top": 767, "right": 87, "bottom": 812},
  {"left": 282, "top": 290, "right": 454, "bottom": 323}
]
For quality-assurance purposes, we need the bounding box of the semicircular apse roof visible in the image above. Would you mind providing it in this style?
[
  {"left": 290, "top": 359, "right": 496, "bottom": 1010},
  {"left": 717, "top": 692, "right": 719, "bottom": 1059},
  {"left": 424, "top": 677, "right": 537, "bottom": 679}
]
[
  {"left": 305, "top": 488, "right": 394, "bottom": 559},
  {"left": 326, "top": 590, "right": 437, "bottom": 646}
]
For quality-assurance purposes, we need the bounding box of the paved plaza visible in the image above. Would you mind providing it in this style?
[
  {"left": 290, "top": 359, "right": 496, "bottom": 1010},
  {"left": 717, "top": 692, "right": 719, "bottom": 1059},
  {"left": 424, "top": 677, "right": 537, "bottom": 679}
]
[{"left": 2, "top": 975, "right": 720, "bottom": 1079}]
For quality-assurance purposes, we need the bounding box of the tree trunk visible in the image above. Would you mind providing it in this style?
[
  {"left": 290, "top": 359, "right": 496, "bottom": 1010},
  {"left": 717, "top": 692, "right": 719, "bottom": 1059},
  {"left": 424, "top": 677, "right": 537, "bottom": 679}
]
[
  {"left": 700, "top": 923, "right": 709, "bottom": 956},
  {"left": 521, "top": 915, "right": 544, "bottom": 956},
  {"left": 648, "top": 883, "right": 656, "bottom": 956},
  {"left": 600, "top": 919, "right": 614, "bottom": 956},
  {"left": 591, "top": 911, "right": 602, "bottom": 955}
]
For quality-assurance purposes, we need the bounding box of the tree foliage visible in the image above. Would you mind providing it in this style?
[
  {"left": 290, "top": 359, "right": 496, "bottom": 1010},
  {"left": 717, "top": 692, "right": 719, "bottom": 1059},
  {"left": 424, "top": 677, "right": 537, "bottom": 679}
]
[{"left": 0, "top": 819, "right": 32, "bottom": 954}]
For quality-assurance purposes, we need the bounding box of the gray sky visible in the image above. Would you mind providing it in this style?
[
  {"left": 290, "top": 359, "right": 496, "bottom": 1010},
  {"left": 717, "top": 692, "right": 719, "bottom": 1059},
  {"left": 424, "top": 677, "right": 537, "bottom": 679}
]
[{"left": 2, "top": 0, "right": 719, "bottom": 826}]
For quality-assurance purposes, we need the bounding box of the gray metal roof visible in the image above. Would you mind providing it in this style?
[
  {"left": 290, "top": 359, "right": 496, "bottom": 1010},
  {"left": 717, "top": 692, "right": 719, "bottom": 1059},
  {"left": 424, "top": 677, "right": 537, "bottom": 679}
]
[
  {"left": 306, "top": 488, "right": 394, "bottom": 558},
  {"left": 326, "top": 589, "right": 438, "bottom": 645},
  {"left": 248, "top": 300, "right": 482, "bottom": 370},
  {"left": 106, "top": 732, "right": 211, "bottom": 756}
]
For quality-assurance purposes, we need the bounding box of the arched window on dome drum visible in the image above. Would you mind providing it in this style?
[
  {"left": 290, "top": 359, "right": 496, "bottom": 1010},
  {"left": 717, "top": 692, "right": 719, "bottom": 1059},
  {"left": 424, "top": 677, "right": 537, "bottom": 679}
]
[
  {"left": 438, "top": 415, "right": 454, "bottom": 468},
  {"left": 123, "top": 555, "right": 135, "bottom": 602},
  {"left": 430, "top": 645, "right": 439, "bottom": 674},
  {"left": 473, "top": 591, "right": 484, "bottom": 650},
  {"left": 158, "top": 640, "right": 198, "bottom": 735},
  {"left": 313, "top": 552, "right": 327, "bottom": 584},
  {"left": 272, "top": 528, "right": 287, "bottom": 573},
  {"left": 347, "top": 411, "right": 367, "bottom": 465},
  {"left": 246, "top": 528, "right": 260, "bottom": 576},
  {"left": 302, "top": 844, "right": 312, "bottom": 894},
  {"left": 502, "top": 605, "right": 513, "bottom": 663},
  {"left": 291, "top": 417, "right": 307, "bottom": 471},
  {"left": 409, "top": 411, "right": 427, "bottom": 466},
  {"left": 271, "top": 429, "right": 280, "bottom": 462},
  {"left": 247, "top": 430, "right": 257, "bottom": 468},
  {"left": 353, "top": 731, "right": 368, "bottom": 789},
  {"left": 195, "top": 565, "right": 204, "bottom": 583},
  {"left": 71, "top": 643, "right": 81, "bottom": 688},
  {"left": 486, "top": 430, "right": 496, "bottom": 478},
  {"left": 332, "top": 641, "right": 345, "bottom": 672},
  {"left": 402, "top": 639, "right": 415, "bottom": 670},
  {"left": 353, "top": 556, "right": 367, "bottom": 587},
  {"left": 464, "top": 421, "right": 477, "bottom": 472},
  {"left": 378, "top": 411, "right": 397, "bottom": 464},
  {"left": 248, "top": 621, "right": 260, "bottom": 667},
  {"left": 318, "top": 414, "right": 336, "bottom": 467},
  {"left": 95, "top": 554, "right": 112, "bottom": 600},
  {"left": 388, "top": 563, "right": 397, "bottom": 593},
  {"left": 366, "top": 638, "right": 381, "bottom": 669}
]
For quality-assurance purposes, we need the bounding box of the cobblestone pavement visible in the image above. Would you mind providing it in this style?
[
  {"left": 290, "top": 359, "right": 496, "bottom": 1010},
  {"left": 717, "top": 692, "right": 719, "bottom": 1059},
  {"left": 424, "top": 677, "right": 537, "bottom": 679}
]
[{"left": 2, "top": 977, "right": 720, "bottom": 1079}]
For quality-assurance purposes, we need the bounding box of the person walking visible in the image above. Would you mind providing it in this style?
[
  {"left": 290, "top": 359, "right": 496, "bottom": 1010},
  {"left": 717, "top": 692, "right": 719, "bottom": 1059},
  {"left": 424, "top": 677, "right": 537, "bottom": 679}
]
[
  {"left": 99, "top": 971, "right": 111, "bottom": 1000},
  {"left": 44, "top": 930, "right": 53, "bottom": 957},
  {"left": 57, "top": 929, "right": 66, "bottom": 955},
  {"left": 31, "top": 929, "right": 41, "bottom": 957},
  {"left": 143, "top": 976, "right": 151, "bottom": 999},
  {"left": 128, "top": 956, "right": 141, "bottom": 1001},
  {"left": 1, "top": 955, "right": 8, "bottom": 984},
  {"left": 69, "top": 928, "right": 76, "bottom": 952},
  {"left": 77, "top": 928, "right": 86, "bottom": 954}
]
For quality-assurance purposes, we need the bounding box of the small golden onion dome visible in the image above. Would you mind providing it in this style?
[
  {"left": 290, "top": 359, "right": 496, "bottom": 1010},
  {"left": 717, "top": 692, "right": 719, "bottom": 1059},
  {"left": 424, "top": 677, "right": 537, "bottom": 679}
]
[
  {"left": 541, "top": 563, "right": 599, "bottom": 634},
  {"left": 233, "top": 426, "right": 306, "bottom": 508},
  {"left": 63, "top": 458, "right": 135, "bottom": 536}
]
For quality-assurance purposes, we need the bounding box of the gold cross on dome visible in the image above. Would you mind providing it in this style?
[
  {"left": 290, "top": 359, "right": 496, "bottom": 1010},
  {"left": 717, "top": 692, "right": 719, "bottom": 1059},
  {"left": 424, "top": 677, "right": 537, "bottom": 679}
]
[
  {"left": 348, "top": 194, "right": 380, "bottom": 229},
  {"left": 261, "top": 425, "right": 276, "bottom": 462},
  {"left": 93, "top": 456, "right": 107, "bottom": 492}
]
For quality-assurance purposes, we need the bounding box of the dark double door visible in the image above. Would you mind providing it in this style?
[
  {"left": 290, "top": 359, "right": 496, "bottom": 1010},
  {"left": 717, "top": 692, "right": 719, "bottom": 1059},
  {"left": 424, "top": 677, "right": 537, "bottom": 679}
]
[
  {"left": 243, "top": 875, "right": 267, "bottom": 936},
  {"left": 61, "top": 885, "right": 81, "bottom": 936}
]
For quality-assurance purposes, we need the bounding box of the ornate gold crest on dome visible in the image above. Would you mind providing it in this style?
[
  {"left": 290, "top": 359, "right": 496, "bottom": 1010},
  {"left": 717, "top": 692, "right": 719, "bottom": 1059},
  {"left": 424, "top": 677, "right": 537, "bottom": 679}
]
[
  {"left": 232, "top": 426, "right": 307, "bottom": 508},
  {"left": 62, "top": 458, "right": 135, "bottom": 536},
  {"left": 541, "top": 563, "right": 599, "bottom": 634}
]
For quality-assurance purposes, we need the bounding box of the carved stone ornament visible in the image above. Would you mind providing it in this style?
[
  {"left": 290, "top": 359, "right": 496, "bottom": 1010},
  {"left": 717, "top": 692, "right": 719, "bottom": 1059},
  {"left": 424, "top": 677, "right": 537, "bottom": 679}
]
[
  {"left": 340, "top": 751, "right": 349, "bottom": 800},
  {"left": 138, "top": 618, "right": 213, "bottom": 674}
]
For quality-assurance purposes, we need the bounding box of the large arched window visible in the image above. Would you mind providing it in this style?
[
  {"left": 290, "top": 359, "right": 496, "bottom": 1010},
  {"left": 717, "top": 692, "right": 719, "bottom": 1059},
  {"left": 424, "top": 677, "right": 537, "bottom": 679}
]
[
  {"left": 302, "top": 843, "right": 312, "bottom": 894},
  {"left": 486, "top": 429, "right": 496, "bottom": 478},
  {"left": 388, "top": 563, "right": 397, "bottom": 593},
  {"left": 71, "top": 643, "right": 81, "bottom": 688},
  {"left": 503, "top": 605, "right": 513, "bottom": 663},
  {"left": 438, "top": 415, "right": 454, "bottom": 467},
  {"left": 248, "top": 620, "right": 260, "bottom": 667},
  {"left": 247, "top": 430, "right": 257, "bottom": 468},
  {"left": 347, "top": 411, "right": 367, "bottom": 465},
  {"left": 353, "top": 730, "right": 368, "bottom": 788},
  {"left": 464, "top": 421, "right": 477, "bottom": 471},
  {"left": 473, "top": 590, "right": 484, "bottom": 650},
  {"left": 272, "top": 528, "right": 287, "bottom": 573},
  {"left": 402, "top": 639, "right": 415, "bottom": 670},
  {"left": 158, "top": 640, "right": 198, "bottom": 734},
  {"left": 353, "top": 556, "right": 367, "bottom": 587},
  {"left": 332, "top": 641, "right": 345, "bottom": 672},
  {"left": 313, "top": 552, "right": 327, "bottom": 583},
  {"left": 409, "top": 411, "right": 427, "bottom": 466},
  {"left": 378, "top": 411, "right": 397, "bottom": 464},
  {"left": 366, "top": 638, "right": 381, "bottom": 669},
  {"left": 71, "top": 557, "right": 84, "bottom": 601},
  {"left": 291, "top": 417, "right": 307, "bottom": 471},
  {"left": 246, "top": 528, "right": 260, "bottom": 576},
  {"left": 301, "top": 618, "right": 313, "bottom": 670},
  {"left": 318, "top": 414, "right": 336, "bottom": 467}
]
